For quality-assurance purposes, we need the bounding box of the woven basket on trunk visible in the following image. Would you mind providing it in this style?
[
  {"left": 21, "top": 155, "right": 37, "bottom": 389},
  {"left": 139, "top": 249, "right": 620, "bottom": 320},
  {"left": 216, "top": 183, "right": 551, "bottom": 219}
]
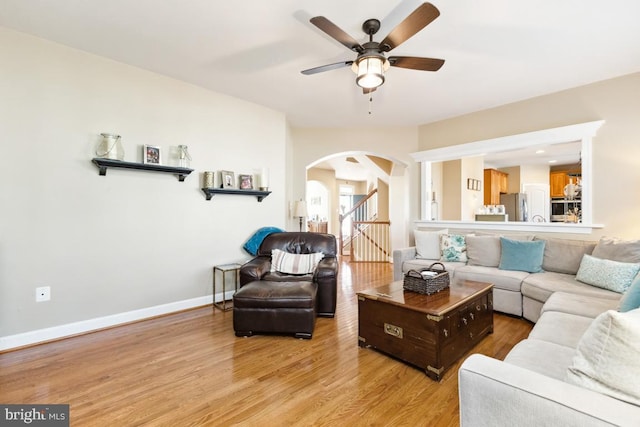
[{"left": 403, "top": 262, "right": 450, "bottom": 295}]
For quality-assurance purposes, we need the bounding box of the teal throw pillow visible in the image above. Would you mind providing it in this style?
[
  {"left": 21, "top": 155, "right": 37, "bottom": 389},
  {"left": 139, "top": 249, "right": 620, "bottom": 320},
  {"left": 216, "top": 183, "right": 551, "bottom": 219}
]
[
  {"left": 576, "top": 254, "right": 640, "bottom": 294},
  {"left": 619, "top": 274, "right": 640, "bottom": 312},
  {"left": 439, "top": 234, "right": 468, "bottom": 262},
  {"left": 498, "top": 237, "right": 545, "bottom": 273}
]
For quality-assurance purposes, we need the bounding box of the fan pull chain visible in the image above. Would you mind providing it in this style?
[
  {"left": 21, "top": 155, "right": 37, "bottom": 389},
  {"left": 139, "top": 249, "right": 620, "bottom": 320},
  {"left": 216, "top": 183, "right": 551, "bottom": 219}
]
[{"left": 368, "top": 95, "right": 373, "bottom": 115}]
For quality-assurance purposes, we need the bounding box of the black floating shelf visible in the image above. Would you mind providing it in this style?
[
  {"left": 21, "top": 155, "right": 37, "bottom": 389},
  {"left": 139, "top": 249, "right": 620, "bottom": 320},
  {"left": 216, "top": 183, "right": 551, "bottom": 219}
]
[
  {"left": 92, "top": 158, "right": 194, "bottom": 182},
  {"left": 201, "top": 188, "right": 271, "bottom": 202}
]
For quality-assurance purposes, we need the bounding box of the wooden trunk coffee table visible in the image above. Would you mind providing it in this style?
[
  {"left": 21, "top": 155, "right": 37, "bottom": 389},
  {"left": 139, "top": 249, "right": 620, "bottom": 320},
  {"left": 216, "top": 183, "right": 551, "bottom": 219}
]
[{"left": 357, "top": 280, "right": 493, "bottom": 381}]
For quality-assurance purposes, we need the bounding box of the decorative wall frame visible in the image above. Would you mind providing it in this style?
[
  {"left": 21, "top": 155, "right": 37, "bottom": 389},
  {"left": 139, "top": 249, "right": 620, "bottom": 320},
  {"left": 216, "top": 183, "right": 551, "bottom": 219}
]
[
  {"left": 467, "top": 178, "right": 481, "bottom": 191},
  {"left": 220, "top": 170, "right": 235, "bottom": 188},
  {"left": 143, "top": 145, "right": 161, "bottom": 165},
  {"left": 238, "top": 174, "right": 253, "bottom": 190}
]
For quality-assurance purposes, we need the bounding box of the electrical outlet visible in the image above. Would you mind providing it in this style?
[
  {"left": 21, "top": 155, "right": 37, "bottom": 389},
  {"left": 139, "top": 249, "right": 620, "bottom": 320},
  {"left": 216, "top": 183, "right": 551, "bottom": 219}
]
[{"left": 36, "top": 286, "right": 51, "bottom": 302}]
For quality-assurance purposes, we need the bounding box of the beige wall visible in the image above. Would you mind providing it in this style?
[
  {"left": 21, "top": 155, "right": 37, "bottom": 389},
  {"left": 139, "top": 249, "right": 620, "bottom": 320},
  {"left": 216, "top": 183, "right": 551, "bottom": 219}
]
[
  {"left": 0, "top": 28, "right": 287, "bottom": 339},
  {"left": 376, "top": 179, "right": 390, "bottom": 221},
  {"left": 442, "top": 156, "right": 484, "bottom": 221},
  {"left": 462, "top": 157, "right": 484, "bottom": 220},
  {"left": 500, "top": 166, "right": 521, "bottom": 194},
  {"left": 418, "top": 72, "right": 640, "bottom": 239},
  {"left": 442, "top": 160, "right": 462, "bottom": 220}
]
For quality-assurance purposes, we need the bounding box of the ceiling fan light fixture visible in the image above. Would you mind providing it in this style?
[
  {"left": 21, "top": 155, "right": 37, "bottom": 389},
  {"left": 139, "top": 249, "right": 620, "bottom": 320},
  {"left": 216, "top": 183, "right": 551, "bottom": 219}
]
[{"left": 353, "top": 54, "right": 389, "bottom": 89}]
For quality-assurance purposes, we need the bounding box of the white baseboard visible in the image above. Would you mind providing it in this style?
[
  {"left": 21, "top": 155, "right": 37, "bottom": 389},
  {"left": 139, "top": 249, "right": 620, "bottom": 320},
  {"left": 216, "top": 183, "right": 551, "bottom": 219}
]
[{"left": 0, "top": 292, "right": 231, "bottom": 352}]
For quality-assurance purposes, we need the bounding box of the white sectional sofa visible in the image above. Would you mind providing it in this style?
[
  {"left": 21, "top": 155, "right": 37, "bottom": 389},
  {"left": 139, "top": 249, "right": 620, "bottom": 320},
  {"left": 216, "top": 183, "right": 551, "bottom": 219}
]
[
  {"left": 393, "top": 232, "right": 625, "bottom": 322},
  {"left": 458, "top": 292, "right": 640, "bottom": 426},
  {"left": 393, "top": 230, "right": 640, "bottom": 425}
]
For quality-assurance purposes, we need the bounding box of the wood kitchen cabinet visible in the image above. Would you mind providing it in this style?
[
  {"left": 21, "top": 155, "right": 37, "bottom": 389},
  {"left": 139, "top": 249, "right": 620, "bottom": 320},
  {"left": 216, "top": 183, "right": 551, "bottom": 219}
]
[
  {"left": 550, "top": 169, "right": 581, "bottom": 198},
  {"left": 484, "top": 169, "right": 509, "bottom": 205},
  {"left": 550, "top": 171, "right": 569, "bottom": 198}
]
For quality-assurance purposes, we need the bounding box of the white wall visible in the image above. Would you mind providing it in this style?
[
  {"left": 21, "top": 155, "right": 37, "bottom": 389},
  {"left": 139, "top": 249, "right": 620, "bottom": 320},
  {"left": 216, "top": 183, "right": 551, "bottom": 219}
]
[{"left": 0, "top": 28, "right": 287, "bottom": 339}]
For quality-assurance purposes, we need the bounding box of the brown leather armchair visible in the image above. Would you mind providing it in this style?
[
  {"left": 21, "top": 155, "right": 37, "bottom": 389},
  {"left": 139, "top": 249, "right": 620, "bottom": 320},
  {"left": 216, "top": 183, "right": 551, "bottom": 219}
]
[{"left": 239, "top": 232, "right": 338, "bottom": 317}]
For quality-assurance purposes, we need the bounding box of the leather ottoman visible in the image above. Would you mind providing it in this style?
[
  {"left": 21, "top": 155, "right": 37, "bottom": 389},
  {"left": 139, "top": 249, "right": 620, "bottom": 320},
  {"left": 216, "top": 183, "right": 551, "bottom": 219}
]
[{"left": 233, "top": 280, "right": 318, "bottom": 339}]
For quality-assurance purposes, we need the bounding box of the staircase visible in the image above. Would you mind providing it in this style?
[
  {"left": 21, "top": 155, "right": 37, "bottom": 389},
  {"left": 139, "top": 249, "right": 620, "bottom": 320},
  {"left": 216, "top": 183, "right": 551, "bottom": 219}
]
[{"left": 339, "top": 189, "right": 391, "bottom": 262}]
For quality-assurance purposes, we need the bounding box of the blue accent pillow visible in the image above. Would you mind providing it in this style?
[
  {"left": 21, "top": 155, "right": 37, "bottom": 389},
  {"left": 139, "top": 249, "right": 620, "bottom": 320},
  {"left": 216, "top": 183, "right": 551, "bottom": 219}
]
[
  {"left": 619, "top": 274, "right": 640, "bottom": 312},
  {"left": 243, "top": 227, "right": 284, "bottom": 255},
  {"left": 498, "top": 237, "right": 545, "bottom": 273}
]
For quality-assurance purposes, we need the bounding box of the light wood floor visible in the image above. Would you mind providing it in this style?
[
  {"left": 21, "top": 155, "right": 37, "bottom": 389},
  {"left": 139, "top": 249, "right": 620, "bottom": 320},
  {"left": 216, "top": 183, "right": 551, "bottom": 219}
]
[{"left": 0, "top": 260, "right": 533, "bottom": 426}]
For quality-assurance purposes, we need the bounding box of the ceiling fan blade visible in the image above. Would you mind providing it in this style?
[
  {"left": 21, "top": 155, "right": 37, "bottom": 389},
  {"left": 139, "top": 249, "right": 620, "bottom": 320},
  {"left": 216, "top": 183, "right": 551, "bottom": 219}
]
[
  {"left": 388, "top": 56, "right": 444, "bottom": 71},
  {"left": 310, "top": 16, "right": 364, "bottom": 53},
  {"left": 301, "top": 61, "right": 354, "bottom": 75},
  {"left": 380, "top": 2, "right": 440, "bottom": 52}
]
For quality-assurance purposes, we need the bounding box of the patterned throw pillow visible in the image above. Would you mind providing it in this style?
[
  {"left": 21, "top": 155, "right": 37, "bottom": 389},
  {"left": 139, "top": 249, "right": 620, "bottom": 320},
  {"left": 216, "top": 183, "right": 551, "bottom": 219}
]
[
  {"left": 439, "top": 234, "right": 468, "bottom": 262},
  {"left": 575, "top": 254, "right": 640, "bottom": 293},
  {"left": 270, "top": 249, "right": 324, "bottom": 275}
]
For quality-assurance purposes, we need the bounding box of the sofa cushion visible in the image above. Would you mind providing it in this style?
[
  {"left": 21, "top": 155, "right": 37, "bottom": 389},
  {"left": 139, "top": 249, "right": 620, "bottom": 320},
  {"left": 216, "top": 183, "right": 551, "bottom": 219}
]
[
  {"left": 455, "top": 265, "right": 528, "bottom": 292},
  {"left": 567, "top": 308, "right": 640, "bottom": 406},
  {"left": 415, "top": 229, "right": 448, "bottom": 259},
  {"left": 505, "top": 339, "right": 576, "bottom": 381},
  {"left": 541, "top": 291, "right": 621, "bottom": 319},
  {"left": 499, "top": 237, "right": 545, "bottom": 273},
  {"left": 592, "top": 237, "right": 640, "bottom": 263},
  {"left": 528, "top": 311, "right": 594, "bottom": 348},
  {"left": 522, "top": 271, "right": 621, "bottom": 303},
  {"left": 575, "top": 254, "right": 640, "bottom": 293},
  {"left": 270, "top": 249, "right": 324, "bottom": 275},
  {"left": 537, "top": 237, "right": 596, "bottom": 275},
  {"left": 475, "top": 231, "right": 535, "bottom": 241},
  {"left": 619, "top": 274, "right": 640, "bottom": 312},
  {"left": 262, "top": 271, "right": 313, "bottom": 282},
  {"left": 440, "top": 234, "right": 469, "bottom": 262},
  {"left": 466, "top": 235, "right": 501, "bottom": 267}
]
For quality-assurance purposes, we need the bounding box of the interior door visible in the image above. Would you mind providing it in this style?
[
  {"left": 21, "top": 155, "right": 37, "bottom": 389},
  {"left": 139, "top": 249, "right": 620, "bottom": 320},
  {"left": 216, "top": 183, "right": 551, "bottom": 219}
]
[{"left": 523, "top": 183, "right": 550, "bottom": 222}]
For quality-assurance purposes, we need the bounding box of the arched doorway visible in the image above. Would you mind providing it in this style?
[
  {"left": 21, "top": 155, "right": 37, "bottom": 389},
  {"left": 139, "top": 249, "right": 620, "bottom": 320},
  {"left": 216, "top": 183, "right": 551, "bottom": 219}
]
[{"left": 306, "top": 152, "right": 407, "bottom": 262}]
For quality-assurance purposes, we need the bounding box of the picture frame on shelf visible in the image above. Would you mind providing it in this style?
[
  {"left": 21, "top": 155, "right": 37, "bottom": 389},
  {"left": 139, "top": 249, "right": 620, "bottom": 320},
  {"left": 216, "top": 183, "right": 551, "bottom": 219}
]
[
  {"left": 238, "top": 174, "right": 253, "bottom": 190},
  {"left": 220, "top": 170, "right": 235, "bottom": 188},
  {"left": 143, "top": 145, "right": 161, "bottom": 165}
]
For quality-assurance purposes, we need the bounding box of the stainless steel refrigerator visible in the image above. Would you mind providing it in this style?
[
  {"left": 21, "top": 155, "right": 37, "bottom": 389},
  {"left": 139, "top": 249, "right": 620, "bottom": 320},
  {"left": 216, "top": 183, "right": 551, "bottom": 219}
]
[{"left": 500, "top": 193, "right": 528, "bottom": 222}]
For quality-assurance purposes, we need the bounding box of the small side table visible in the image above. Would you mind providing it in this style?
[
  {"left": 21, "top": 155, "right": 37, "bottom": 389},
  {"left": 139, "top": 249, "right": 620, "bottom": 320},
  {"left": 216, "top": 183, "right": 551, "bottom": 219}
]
[{"left": 213, "top": 263, "right": 241, "bottom": 311}]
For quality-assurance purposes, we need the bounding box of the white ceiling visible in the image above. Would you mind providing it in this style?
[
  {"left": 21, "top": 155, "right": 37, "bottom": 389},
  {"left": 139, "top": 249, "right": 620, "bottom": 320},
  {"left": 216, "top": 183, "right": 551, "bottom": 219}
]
[{"left": 2, "top": 1, "right": 640, "bottom": 129}]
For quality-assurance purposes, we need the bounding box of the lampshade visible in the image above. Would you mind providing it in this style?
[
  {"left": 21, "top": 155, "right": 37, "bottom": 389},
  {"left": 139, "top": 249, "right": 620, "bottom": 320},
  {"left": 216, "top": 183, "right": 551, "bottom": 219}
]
[
  {"left": 293, "top": 200, "right": 308, "bottom": 218},
  {"left": 353, "top": 54, "right": 390, "bottom": 89}
]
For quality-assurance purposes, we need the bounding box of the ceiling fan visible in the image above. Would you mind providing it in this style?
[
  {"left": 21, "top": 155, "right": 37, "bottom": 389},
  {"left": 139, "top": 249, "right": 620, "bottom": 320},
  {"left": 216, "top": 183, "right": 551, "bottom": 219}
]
[{"left": 301, "top": 2, "right": 445, "bottom": 93}]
